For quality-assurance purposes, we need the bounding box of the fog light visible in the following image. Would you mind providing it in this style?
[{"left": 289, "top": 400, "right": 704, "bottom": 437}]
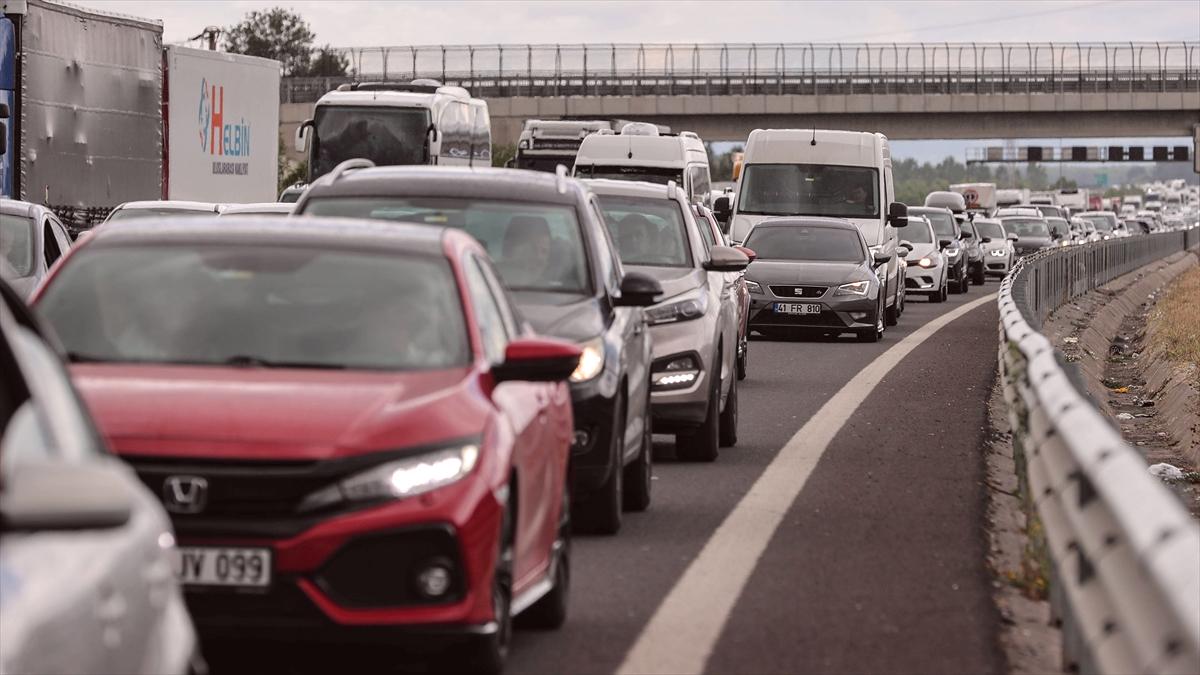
[
  {"left": 651, "top": 354, "right": 701, "bottom": 390},
  {"left": 849, "top": 312, "right": 869, "bottom": 321},
  {"left": 417, "top": 563, "right": 453, "bottom": 598},
  {"left": 572, "top": 430, "right": 590, "bottom": 448}
]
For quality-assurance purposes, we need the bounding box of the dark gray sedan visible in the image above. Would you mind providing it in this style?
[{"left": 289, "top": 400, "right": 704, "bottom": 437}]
[{"left": 742, "top": 218, "right": 891, "bottom": 343}]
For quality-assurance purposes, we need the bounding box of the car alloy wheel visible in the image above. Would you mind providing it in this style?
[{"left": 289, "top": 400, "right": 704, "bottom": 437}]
[{"left": 718, "top": 375, "right": 738, "bottom": 448}]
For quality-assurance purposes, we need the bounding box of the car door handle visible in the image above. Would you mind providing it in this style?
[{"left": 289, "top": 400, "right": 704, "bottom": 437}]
[{"left": 633, "top": 323, "right": 644, "bottom": 337}]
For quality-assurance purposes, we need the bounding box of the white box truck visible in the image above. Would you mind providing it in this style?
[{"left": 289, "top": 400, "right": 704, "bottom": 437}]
[{"left": 163, "top": 46, "right": 280, "bottom": 203}]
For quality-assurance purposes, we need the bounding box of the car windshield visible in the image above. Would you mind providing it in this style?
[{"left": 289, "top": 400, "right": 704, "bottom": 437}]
[
  {"left": 1079, "top": 214, "right": 1115, "bottom": 232},
  {"left": 576, "top": 165, "right": 683, "bottom": 186},
  {"left": 903, "top": 220, "right": 934, "bottom": 243},
  {"left": 107, "top": 208, "right": 213, "bottom": 221},
  {"left": 743, "top": 225, "right": 864, "bottom": 262},
  {"left": 312, "top": 106, "right": 431, "bottom": 179},
  {"left": 1, "top": 215, "right": 35, "bottom": 277},
  {"left": 911, "top": 209, "right": 957, "bottom": 238},
  {"left": 596, "top": 195, "right": 692, "bottom": 267},
  {"left": 975, "top": 221, "right": 1006, "bottom": 239},
  {"left": 1003, "top": 218, "right": 1050, "bottom": 237},
  {"left": 516, "top": 155, "right": 576, "bottom": 173},
  {"left": 738, "top": 164, "right": 879, "bottom": 218},
  {"left": 301, "top": 198, "right": 591, "bottom": 293},
  {"left": 1045, "top": 218, "right": 1070, "bottom": 236},
  {"left": 36, "top": 245, "right": 469, "bottom": 370}
]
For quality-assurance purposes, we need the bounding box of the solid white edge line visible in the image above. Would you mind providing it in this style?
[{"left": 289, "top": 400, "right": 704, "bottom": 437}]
[{"left": 616, "top": 292, "right": 999, "bottom": 675}]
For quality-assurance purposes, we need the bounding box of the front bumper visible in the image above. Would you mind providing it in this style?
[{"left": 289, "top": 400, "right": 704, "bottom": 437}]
[
  {"left": 566, "top": 380, "right": 621, "bottom": 492},
  {"left": 138, "top": 467, "right": 506, "bottom": 646},
  {"left": 747, "top": 290, "right": 878, "bottom": 334},
  {"left": 646, "top": 317, "right": 718, "bottom": 431},
  {"left": 904, "top": 264, "right": 941, "bottom": 293}
]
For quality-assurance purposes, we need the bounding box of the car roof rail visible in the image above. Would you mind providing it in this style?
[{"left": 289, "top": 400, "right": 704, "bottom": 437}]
[
  {"left": 328, "top": 158, "right": 376, "bottom": 183},
  {"left": 555, "top": 164, "right": 569, "bottom": 195}
]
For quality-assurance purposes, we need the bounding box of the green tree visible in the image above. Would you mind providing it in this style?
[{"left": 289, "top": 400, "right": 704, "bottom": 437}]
[
  {"left": 224, "top": 8, "right": 316, "bottom": 76},
  {"left": 306, "top": 45, "right": 351, "bottom": 77},
  {"left": 491, "top": 143, "right": 516, "bottom": 168}
]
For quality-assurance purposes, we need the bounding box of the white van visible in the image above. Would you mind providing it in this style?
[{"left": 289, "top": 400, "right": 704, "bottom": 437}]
[
  {"left": 295, "top": 80, "right": 491, "bottom": 182},
  {"left": 573, "top": 123, "right": 712, "bottom": 205},
  {"left": 717, "top": 128, "right": 909, "bottom": 325}
]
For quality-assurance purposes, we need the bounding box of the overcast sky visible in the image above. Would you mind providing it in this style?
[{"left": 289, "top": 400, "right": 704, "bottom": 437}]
[{"left": 75, "top": 1, "right": 1200, "bottom": 47}]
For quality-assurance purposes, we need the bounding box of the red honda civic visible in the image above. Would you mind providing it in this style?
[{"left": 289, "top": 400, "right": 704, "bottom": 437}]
[{"left": 32, "top": 216, "right": 580, "bottom": 673}]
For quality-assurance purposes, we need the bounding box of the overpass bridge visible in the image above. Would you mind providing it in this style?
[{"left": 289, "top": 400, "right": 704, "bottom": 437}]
[{"left": 279, "top": 41, "right": 1200, "bottom": 153}]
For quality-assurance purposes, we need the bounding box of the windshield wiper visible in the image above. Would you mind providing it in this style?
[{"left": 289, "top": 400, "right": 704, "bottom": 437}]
[{"left": 220, "top": 355, "right": 347, "bottom": 370}]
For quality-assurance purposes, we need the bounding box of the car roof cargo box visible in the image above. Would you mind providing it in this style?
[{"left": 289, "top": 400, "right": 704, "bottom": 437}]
[{"left": 925, "top": 191, "right": 967, "bottom": 213}]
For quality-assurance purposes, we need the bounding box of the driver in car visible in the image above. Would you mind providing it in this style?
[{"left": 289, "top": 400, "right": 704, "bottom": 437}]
[{"left": 498, "top": 216, "right": 556, "bottom": 288}]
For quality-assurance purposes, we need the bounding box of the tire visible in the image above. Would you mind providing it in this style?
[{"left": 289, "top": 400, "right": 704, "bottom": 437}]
[
  {"left": 932, "top": 278, "right": 947, "bottom": 303},
  {"left": 949, "top": 264, "right": 965, "bottom": 294},
  {"left": 460, "top": 496, "right": 515, "bottom": 674},
  {"left": 884, "top": 280, "right": 900, "bottom": 326},
  {"left": 622, "top": 390, "right": 652, "bottom": 512},
  {"left": 736, "top": 336, "right": 748, "bottom": 381},
  {"left": 676, "top": 364, "right": 720, "bottom": 462},
  {"left": 573, "top": 395, "right": 624, "bottom": 535},
  {"left": 971, "top": 262, "right": 986, "bottom": 285},
  {"left": 519, "top": 482, "right": 571, "bottom": 630},
  {"left": 718, "top": 376, "right": 738, "bottom": 448},
  {"left": 858, "top": 296, "right": 885, "bottom": 342}
]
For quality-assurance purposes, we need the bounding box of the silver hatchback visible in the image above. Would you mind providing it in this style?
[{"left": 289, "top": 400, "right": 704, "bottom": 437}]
[{"left": 587, "top": 179, "right": 749, "bottom": 462}]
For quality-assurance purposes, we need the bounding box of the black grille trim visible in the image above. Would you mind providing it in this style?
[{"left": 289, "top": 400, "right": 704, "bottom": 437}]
[{"left": 768, "top": 285, "right": 828, "bottom": 299}]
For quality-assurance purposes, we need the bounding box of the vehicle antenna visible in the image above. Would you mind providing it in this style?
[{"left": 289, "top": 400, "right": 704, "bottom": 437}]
[{"left": 810, "top": 128, "right": 817, "bottom": 146}]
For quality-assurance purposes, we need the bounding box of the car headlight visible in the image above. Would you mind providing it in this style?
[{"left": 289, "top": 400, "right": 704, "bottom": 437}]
[
  {"left": 988, "top": 249, "right": 1007, "bottom": 257},
  {"left": 917, "top": 256, "right": 938, "bottom": 268},
  {"left": 299, "top": 444, "right": 480, "bottom": 511},
  {"left": 645, "top": 289, "right": 709, "bottom": 326},
  {"left": 834, "top": 280, "right": 870, "bottom": 296},
  {"left": 571, "top": 336, "right": 605, "bottom": 382},
  {"left": 745, "top": 280, "right": 764, "bottom": 295},
  {"left": 944, "top": 247, "right": 960, "bottom": 257}
]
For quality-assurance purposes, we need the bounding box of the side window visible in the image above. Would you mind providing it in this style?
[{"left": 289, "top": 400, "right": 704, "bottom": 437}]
[
  {"left": 470, "top": 105, "right": 492, "bottom": 167},
  {"left": 588, "top": 200, "right": 622, "bottom": 294},
  {"left": 42, "top": 219, "right": 62, "bottom": 268},
  {"left": 693, "top": 209, "right": 717, "bottom": 249},
  {"left": 462, "top": 256, "right": 510, "bottom": 363},
  {"left": 476, "top": 257, "right": 520, "bottom": 338},
  {"left": 689, "top": 165, "right": 711, "bottom": 204}
]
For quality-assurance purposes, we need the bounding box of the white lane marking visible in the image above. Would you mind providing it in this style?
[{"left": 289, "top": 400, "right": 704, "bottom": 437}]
[{"left": 617, "top": 292, "right": 998, "bottom": 675}]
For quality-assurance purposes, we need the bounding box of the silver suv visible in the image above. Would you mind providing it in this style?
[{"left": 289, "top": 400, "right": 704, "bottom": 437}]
[{"left": 586, "top": 179, "right": 749, "bottom": 462}]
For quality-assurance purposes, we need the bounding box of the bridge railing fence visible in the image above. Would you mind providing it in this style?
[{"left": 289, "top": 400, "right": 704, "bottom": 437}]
[
  {"left": 282, "top": 42, "right": 1199, "bottom": 102},
  {"left": 998, "top": 227, "right": 1200, "bottom": 674}
]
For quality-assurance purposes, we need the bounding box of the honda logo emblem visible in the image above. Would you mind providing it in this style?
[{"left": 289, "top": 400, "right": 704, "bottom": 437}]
[{"left": 163, "top": 476, "right": 208, "bottom": 514}]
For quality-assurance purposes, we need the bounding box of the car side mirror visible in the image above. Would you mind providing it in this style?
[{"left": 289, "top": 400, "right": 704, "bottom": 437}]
[
  {"left": 980, "top": 237, "right": 992, "bottom": 243},
  {"left": 0, "top": 461, "right": 133, "bottom": 532},
  {"left": 734, "top": 245, "right": 757, "bottom": 263},
  {"left": 1007, "top": 233, "right": 1019, "bottom": 241},
  {"left": 713, "top": 195, "right": 732, "bottom": 222},
  {"left": 703, "top": 245, "right": 749, "bottom": 273},
  {"left": 887, "top": 202, "right": 908, "bottom": 226},
  {"left": 938, "top": 238, "right": 953, "bottom": 249},
  {"left": 615, "top": 270, "right": 663, "bottom": 307},
  {"left": 492, "top": 338, "right": 581, "bottom": 383},
  {"left": 294, "top": 119, "right": 313, "bottom": 153},
  {"left": 872, "top": 251, "right": 891, "bottom": 265},
  {"left": 896, "top": 247, "right": 909, "bottom": 259}
]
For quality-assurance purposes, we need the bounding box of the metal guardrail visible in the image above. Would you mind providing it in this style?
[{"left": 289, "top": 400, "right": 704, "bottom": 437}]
[
  {"left": 998, "top": 228, "right": 1200, "bottom": 675},
  {"left": 281, "top": 41, "right": 1200, "bottom": 102}
]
